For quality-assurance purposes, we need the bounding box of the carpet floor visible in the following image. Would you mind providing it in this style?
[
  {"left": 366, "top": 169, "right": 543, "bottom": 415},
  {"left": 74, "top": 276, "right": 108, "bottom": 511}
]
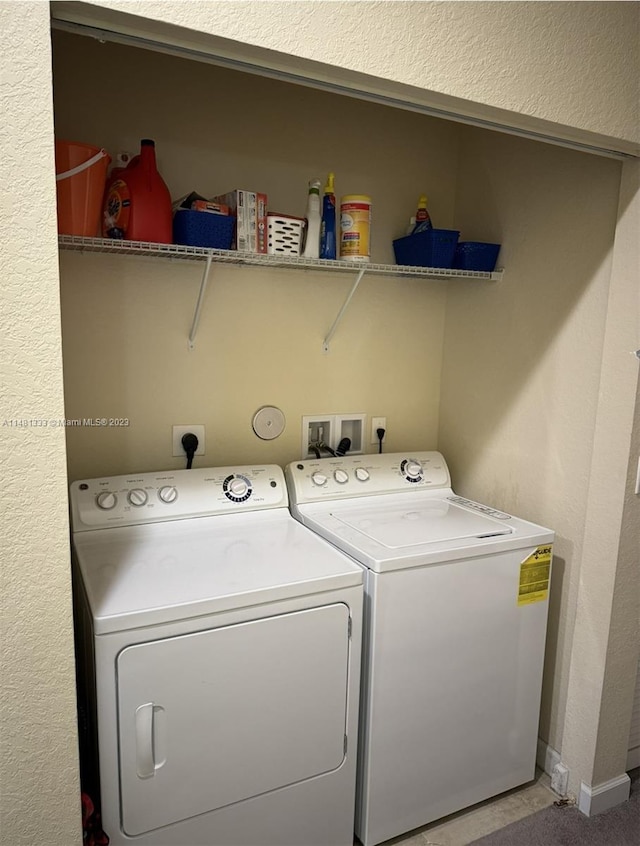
[{"left": 468, "top": 768, "right": 639, "bottom": 846}]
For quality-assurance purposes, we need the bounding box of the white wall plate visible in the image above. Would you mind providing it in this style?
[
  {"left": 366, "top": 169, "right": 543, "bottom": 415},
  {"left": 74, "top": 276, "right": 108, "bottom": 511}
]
[{"left": 253, "top": 406, "right": 286, "bottom": 440}]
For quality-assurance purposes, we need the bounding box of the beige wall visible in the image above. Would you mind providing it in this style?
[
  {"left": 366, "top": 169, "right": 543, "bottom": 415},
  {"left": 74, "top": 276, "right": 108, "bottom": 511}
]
[
  {"left": 0, "top": 3, "right": 81, "bottom": 845},
  {"left": 54, "top": 33, "right": 457, "bottom": 480},
  {"left": 438, "top": 127, "right": 624, "bottom": 760},
  {"left": 55, "top": 0, "right": 640, "bottom": 154},
  {"left": 560, "top": 158, "right": 640, "bottom": 795},
  {"left": 591, "top": 371, "right": 639, "bottom": 784}
]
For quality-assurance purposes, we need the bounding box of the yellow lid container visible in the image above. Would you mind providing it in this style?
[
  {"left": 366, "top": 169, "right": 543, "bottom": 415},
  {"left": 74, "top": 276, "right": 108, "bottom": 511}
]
[{"left": 340, "top": 194, "right": 371, "bottom": 262}]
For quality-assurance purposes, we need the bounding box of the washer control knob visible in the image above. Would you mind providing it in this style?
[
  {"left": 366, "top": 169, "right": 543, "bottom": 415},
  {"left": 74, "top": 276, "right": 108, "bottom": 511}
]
[
  {"left": 229, "top": 477, "right": 249, "bottom": 498},
  {"left": 96, "top": 491, "right": 117, "bottom": 510},
  {"left": 311, "top": 472, "right": 328, "bottom": 487},
  {"left": 128, "top": 488, "right": 148, "bottom": 507},
  {"left": 334, "top": 469, "right": 349, "bottom": 484},
  {"left": 355, "top": 467, "right": 370, "bottom": 482},
  {"left": 158, "top": 485, "right": 178, "bottom": 504},
  {"left": 405, "top": 460, "right": 423, "bottom": 479}
]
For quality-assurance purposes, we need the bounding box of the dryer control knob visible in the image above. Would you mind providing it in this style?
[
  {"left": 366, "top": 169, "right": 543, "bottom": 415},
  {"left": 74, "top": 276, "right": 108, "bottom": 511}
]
[
  {"left": 334, "top": 469, "right": 349, "bottom": 484},
  {"left": 96, "top": 491, "right": 117, "bottom": 510},
  {"left": 158, "top": 485, "right": 178, "bottom": 504},
  {"left": 355, "top": 467, "right": 370, "bottom": 482},
  {"left": 405, "top": 460, "right": 423, "bottom": 478},
  {"left": 311, "top": 472, "right": 328, "bottom": 486},
  {"left": 229, "top": 477, "right": 249, "bottom": 498},
  {"left": 128, "top": 488, "right": 148, "bottom": 507}
]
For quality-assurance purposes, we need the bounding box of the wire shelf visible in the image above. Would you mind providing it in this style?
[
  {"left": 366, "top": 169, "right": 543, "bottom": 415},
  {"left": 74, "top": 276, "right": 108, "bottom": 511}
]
[{"left": 58, "top": 235, "right": 503, "bottom": 281}]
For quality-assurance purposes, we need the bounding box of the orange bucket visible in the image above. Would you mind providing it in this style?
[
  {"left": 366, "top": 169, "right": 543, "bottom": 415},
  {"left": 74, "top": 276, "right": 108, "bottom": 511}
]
[{"left": 55, "top": 140, "right": 111, "bottom": 236}]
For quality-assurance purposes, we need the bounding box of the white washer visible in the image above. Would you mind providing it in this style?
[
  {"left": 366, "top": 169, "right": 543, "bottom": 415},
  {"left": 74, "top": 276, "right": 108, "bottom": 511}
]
[
  {"left": 70, "top": 464, "right": 363, "bottom": 846},
  {"left": 285, "top": 451, "right": 555, "bottom": 846}
]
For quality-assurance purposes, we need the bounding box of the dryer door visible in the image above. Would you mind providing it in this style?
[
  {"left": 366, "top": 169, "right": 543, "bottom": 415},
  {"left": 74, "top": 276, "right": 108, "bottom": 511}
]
[{"left": 117, "top": 603, "right": 351, "bottom": 836}]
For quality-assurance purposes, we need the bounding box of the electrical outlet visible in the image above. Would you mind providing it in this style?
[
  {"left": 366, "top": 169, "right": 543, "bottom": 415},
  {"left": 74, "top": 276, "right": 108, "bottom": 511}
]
[
  {"left": 371, "top": 417, "right": 387, "bottom": 444},
  {"left": 172, "top": 425, "right": 205, "bottom": 457}
]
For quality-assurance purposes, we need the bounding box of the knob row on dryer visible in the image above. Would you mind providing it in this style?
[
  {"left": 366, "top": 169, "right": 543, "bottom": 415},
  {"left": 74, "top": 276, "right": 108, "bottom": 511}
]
[{"left": 96, "top": 486, "right": 178, "bottom": 510}]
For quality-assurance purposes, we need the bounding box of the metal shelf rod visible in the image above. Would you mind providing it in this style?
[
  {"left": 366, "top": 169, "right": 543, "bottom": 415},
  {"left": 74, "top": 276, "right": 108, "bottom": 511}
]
[
  {"left": 188, "top": 255, "right": 213, "bottom": 351},
  {"left": 323, "top": 267, "right": 368, "bottom": 353}
]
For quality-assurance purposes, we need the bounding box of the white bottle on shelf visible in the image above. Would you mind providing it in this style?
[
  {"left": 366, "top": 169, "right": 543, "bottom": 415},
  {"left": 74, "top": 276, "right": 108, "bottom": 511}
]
[{"left": 302, "top": 178, "right": 322, "bottom": 258}]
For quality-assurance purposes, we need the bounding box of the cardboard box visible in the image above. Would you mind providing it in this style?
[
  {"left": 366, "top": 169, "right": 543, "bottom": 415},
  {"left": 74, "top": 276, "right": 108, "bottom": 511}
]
[
  {"left": 191, "top": 199, "right": 230, "bottom": 215},
  {"left": 210, "top": 189, "right": 268, "bottom": 252},
  {"left": 256, "top": 192, "right": 267, "bottom": 254}
]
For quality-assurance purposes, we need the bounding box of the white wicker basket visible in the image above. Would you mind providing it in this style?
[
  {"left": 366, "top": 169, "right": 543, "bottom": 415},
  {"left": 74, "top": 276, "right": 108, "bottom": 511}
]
[{"left": 267, "top": 214, "right": 306, "bottom": 255}]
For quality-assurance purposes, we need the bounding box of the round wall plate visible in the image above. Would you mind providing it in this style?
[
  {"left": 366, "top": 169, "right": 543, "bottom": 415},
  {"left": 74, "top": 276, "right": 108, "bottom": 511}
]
[{"left": 252, "top": 406, "right": 286, "bottom": 440}]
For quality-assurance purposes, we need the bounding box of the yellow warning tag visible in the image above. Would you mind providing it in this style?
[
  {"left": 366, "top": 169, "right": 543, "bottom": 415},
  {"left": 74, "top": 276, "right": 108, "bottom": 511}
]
[{"left": 518, "top": 545, "right": 552, "bottom": 606}]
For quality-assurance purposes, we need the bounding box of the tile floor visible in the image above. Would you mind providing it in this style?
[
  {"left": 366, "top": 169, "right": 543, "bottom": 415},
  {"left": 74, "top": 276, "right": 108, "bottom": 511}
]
[{"left": 362, "top": 769, "right": 557, "bottom": 846}]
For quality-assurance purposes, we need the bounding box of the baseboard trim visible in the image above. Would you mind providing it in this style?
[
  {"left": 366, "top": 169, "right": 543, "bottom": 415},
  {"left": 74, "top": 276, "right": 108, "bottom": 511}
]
[
  {"left": 626, "top": 745, "right": 640, "bottom": 771},
  {"left": 537, "top": 737, "right": 561, "bottom": 775},
  {"left": 578, "top": 772, "right": 631, "bottom": 816}
]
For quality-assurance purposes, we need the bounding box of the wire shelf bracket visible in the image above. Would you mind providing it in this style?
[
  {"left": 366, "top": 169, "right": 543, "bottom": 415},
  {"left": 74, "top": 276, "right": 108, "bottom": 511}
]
[
  {"left": 323, "top": 266, "right": 368, "bottom": 353},
  {"left": 188, "top": 255, "right": 213, "bottom": 350}
]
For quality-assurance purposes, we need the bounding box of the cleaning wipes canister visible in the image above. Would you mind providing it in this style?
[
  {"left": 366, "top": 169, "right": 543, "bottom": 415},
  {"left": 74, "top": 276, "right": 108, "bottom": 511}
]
[{"left": 340, "top": 194, "right": 371, "bottom": 261}]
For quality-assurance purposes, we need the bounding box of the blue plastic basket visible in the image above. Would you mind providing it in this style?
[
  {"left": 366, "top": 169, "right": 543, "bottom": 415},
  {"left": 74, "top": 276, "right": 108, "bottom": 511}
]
[
  {"left": 172, "top": 209, "right": 235, "bottom": 249},
  {"left": 453, "top": 241, "right": 501, "bottom": 272},
  {"left": 393, "top": 228, "right": 460, "bottom": 269}
]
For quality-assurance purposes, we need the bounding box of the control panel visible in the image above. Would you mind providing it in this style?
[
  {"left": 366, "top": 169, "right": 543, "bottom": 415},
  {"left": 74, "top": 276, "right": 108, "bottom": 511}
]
[
  {"left": 70, "top": 465, "right": 287, "bottom": 531},
  {"left": 447, "top": 496, "right": 511, "bottom": 520},
  {"left": 285, "top": 451, "right": 452, "bottom": 503}
]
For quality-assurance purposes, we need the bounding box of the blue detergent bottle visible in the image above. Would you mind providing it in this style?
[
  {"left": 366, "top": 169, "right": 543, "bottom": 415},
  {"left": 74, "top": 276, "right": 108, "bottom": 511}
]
[{"left": 320, "top": 172, "right": 337, "bottom": 259}]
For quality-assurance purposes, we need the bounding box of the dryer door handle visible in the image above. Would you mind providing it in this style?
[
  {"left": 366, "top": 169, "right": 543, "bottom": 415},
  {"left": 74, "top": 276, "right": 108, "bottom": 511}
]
[{"left": 135, "top": 703, "right": 156, "bottom": 779}]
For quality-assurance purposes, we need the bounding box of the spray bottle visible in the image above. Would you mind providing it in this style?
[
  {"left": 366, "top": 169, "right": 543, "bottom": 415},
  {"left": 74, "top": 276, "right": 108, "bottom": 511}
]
[
  {"left": 302, "top": 178, "right": 322, "bottom": 259},
  {"left": 411, "top": 194, "right": 433, "bottom": 234},
  {"left": 320, "top": 172, "right": 337, "bottom": 259}
]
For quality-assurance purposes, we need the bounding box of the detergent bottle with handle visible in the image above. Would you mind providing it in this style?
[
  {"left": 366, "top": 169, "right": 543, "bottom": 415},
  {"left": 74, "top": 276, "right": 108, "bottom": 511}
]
[{"left": 103, "top": 139, "right": 172, "bottom": 243}]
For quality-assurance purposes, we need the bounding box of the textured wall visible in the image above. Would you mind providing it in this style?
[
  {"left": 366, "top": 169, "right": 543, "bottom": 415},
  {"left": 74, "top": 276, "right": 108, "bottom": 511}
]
[
  {"left": 438, "top": 128, "right": 624, "bottom": 766},
  {"left": 1, "top": 4, "right": 637, "bottom": 842},
  {"left": 61, "top": 1, "right": 640, "bottom": 152},
  {"left": 561, "top": 159, "right": 640, "bottom": 794},
  {"left": 0, "top": 3, "right": 81, "bottom": 845}
]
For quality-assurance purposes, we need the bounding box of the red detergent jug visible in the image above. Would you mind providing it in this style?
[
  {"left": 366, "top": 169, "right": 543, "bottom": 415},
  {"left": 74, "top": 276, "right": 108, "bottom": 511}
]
[{"left": 103, "top": 139, "right": 172, "bottom": 243}]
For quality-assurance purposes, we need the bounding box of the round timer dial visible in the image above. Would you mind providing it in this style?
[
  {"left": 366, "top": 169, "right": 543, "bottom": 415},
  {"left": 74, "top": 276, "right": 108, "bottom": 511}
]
[
  {"left": 401, "top": 459, "right": 424, "bottom": 483},
  {"left": 223, "top": 474, "right": 253, "bottom": 502}
]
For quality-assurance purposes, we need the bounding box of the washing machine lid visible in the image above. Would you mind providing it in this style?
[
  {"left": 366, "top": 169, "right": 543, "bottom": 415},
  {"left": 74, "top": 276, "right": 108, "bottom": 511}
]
[
  {"left": 73, "top": 509, "right": 362, "bottom": 634},
  {"left": 298, "top": 493, "right": 553, "bottom": 573},
  {"left": 333, "top": 497, "right": 512, "bottom": 547}
]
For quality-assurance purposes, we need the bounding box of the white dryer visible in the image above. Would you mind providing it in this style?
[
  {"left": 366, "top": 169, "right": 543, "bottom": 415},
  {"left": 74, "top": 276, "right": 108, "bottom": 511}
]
[
  {"left": 285, "top": 451, "right": 554, "bottom": 846},
  {"left": 70, "top": 464, "right": 363, "bottom": 846}
]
